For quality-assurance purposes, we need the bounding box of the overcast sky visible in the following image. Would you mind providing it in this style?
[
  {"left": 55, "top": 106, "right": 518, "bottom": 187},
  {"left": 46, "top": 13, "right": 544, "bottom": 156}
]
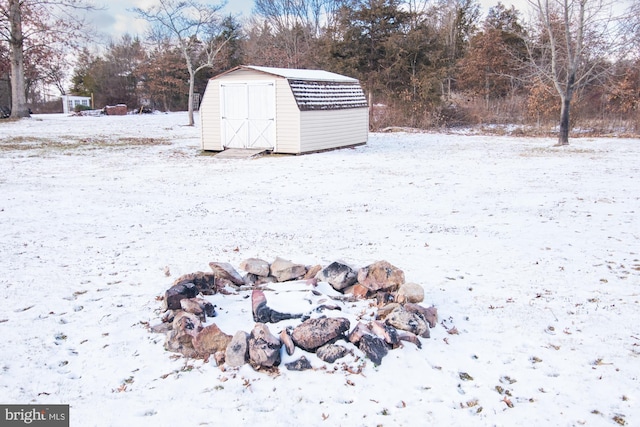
[
  {"left": 88, "top": 0, "right": 629, "bottom": 42},
  {"left": 89, "top": 0, "right": 255, "bottom": 41}
]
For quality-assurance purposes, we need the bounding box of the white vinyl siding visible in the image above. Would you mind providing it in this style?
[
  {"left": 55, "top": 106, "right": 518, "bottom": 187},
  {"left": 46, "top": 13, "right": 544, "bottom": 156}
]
[
  {"left": 200, "top": 80, "right": 221, "bottom": 150},
  {"left": 273, "top": 79, "right": 300, "bottom": 154},
  {"left": 200, "top": 66, "right": 368, "bottom": 154},
  {"left": 299, "top": 108, "right": 368, "bottom": 153}
]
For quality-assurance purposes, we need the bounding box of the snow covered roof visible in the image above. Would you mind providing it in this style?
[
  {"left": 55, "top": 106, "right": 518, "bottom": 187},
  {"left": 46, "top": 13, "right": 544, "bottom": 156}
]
[
  {"left": 242, "top": 65, "right": 358, "bottom": 83},
  {"left": 249, "top": 66, "right": 368, "bottom": 111},
  {"left": 288, "top": 80, "right": 368, "bottom": 111},
  {"left": 213, "top": 65, "right": 368, "bottom": 111}
]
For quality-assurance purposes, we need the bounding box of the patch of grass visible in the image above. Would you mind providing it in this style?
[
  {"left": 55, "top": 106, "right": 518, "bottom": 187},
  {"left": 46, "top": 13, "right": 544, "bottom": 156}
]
[{"left": 0, "top": 136, "right": 171, "bottom": 152}]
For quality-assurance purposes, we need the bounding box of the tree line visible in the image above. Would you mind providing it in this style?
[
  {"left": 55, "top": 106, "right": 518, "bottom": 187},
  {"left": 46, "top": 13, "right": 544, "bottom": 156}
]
[{"left": 1, "top": 0, "right": 639, "bottom": 143}]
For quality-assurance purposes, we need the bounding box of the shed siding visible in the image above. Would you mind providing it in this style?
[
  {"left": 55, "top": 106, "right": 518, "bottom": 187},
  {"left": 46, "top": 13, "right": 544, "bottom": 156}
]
[
  {"left": 299, "top": 108, "right": 368, "bottom": 153},
  {"left": 200, "top": 66, "right": 369, "bottom": 154},
  {"left": 274, "top": 78, "right": 300, "bottom": 153},
  {"left": 200, "top": 80, "right": 221, "bottom": 150}
]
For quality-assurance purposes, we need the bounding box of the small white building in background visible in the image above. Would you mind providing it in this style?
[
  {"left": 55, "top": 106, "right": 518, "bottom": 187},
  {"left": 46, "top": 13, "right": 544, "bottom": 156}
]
[
  {"left": 61, "top": 95, "right": 92, "bottom": 114},
  {"left": 200, "top": 65, "right": 369, "bottom": 154}
]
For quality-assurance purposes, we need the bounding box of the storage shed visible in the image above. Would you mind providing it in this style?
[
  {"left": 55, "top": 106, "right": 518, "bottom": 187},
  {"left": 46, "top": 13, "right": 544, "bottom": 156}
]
[{"left": 200, "top": 65, "right": 369, "bottom": 154}]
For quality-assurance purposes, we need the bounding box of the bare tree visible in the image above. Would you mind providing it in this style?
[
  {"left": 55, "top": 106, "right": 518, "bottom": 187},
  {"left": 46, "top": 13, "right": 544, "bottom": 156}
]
[
  {"left": 526, "top": 0, "right": 620, "bottom": 145},
  {"left": 134, "top": 0, "right": 231, "bottom": 126},
  {"left": 0, "top": 0, "right": 96, "bottom": 118},
  {"left": 253, "top": 0, "right": 336, "bottom": 68}
]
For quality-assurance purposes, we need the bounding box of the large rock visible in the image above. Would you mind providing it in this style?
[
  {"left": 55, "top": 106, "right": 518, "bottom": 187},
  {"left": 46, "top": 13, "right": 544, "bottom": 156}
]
[
  {"left": 164, "top": 311, "right": 202, "bottom": 357},
  {"left": 316, "top": 344, "right": 349, "bottom": 363},
  {"left": 180, "top": 298, "right": 204, "bottom": 321},
  {"left": 164, "top": 329, "right": 198, "bottom": 358},
  {"left": 285, "top": 356, "right": 313, "bottom": 371},
  {"left": 179, "top": 297, "right": 217, "bottom": 321},
  {"left": 396, "top": 282, "right": 425, "bottom": 304},
  {"left": 239, "top": 258, "right": 271, "bottom": 277},
  {"left": 248, "top": 323, "right": 282, "bottom": 368},
  {"left": 304, "top": 265, "right": 322, "bottom": 279},
  {"left": 243, "top": 273, "right": 278, "bottom": 287},
  {"left": 192, "top": 324, "right": 232, "bottom": 358},
  {"left": 172, "top": 311, "right": 202, "bottom": 340},
  {"left": 347, "top": 322, "right": 373, "bottom": 345},
  {"left": 291, "top": 317, "right": 350, "bottom": 352},
  {"left": 386, "top": 306, "right": 430, "bottom": 338},
  {"left": 280, "top": 329, "right": 295, "bottom": 356},
  {"left": 225, "top": 331, "right": 249, "bottom": 367},
  {"left": 343, "top": 283, "right": 370, "bottom": 299},
  {"left": 252, "top": 289, "right": 303, "bottom": 323},
  {"left": 357, "top": 260, "right": 405, "bottom": 292},
  {"left": 172, "top": 272, "right": 217, "bottom": 295},
  {"left": 270, "top": 257, "right": 307, "bottom": 282},
  {"left": 359, "top": 334, "right": 388, "bottom": 365},
  {"left": 209, "top": 262, "right": 245, "bottom": 286},
  {"left": 369, "top": 320, "right": 400, "bottom": 347},
  {"left": 164, "top": 282, "right": 198, "bottom": 310},
  {"left": 404, "top": 303, "right": 438, "bottom": 328},
  {"left": 315, "top": 261, "right": 358, "bottom": 291}
]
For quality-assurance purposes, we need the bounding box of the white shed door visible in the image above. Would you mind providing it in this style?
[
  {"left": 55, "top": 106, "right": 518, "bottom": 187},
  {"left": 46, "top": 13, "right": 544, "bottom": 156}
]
[{"left": 220, "top": 82, "right": 275, "bottom": 149}]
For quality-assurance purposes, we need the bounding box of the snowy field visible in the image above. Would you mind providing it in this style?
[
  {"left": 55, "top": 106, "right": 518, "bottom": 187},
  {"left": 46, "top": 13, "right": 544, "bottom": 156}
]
[{"left": 0, "top": 112, "right": 638, "bottom": 426}]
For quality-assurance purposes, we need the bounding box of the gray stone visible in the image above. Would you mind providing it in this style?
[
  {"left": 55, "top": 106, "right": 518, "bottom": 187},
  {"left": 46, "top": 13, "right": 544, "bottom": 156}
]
[
  {"left": 172, "top": 272, "right": 217, "bottom": 295},
  {"left": 164, "top": 311, "right": 202, "bottom": 357},
  {"left": 285, "top": 356, "right": 313, "bottom": 371},
  {"left": 347, "top": 321, "right": 373, "bottom": 345},
  {"left": 315, "top": 261, "right": 358, "bottom": 291},
  {"left": 404, "top": 303, "right": 438, "bottom": 328},
  {"left": 270, "top": 257, "right": 307, "bottom": 282},
  {"left": 396, "top": 282, "right": 425, "bottom": 304},
  {"left": 248, "top": 323, "right": 282, "bottom": 368},
  {"left": 357, "top": 260, "right": 405, "bottom": 292},
  {"left": 239, "top": 258, "right": 271, "bottom": 277},
  {"left": 209, "top": 262, "right": 245, "bottom": 286},
  {"left": 225, "top": 331, "right": 249, "bottom": 367},
  {"left": 198, "top": 298, "right": 217, "bottom": 318},
  {"left": 164, "top": 329, "right": 198, "bottom": 358},
  {"left": 244, "top": 273, "right": 278, "bottom": 286},
  {"left": 359, "top": 334, "right": 388, "bottom": 365},
  {"left": 161, "top": 309, "right": 176, "bottom": 323},
  {"left": 164, "top": 282, "right": 198, "bottom": 310},
  {"left": 179, "top": 297, "right": 216, "bottom": 321},
  {"left": 171, "top": 311, "right": 202, "bottom": 341},
  {"left": 252, "top": 289, "right": 303, "bottom": 323},
  {"left": 386, "top": 306, "right": 430, "bottom": 338},
  {"left": 369, "top": 320, "right": 400, "bottom": 347},
  {"left": 316, "top": 344, "right": 349, "bottom": 363},
  {"left": 291, "top": 317, "right": 350, "bottom": 352},
  {"left": 180, "top": 298, "right": 204, "bottom": 321}
]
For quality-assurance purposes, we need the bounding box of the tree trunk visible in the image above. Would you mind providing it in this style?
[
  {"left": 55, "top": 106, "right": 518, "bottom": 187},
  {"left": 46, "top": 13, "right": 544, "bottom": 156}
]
[
  {"left": 557, "top": 95, "right": 571, "bottom": 145},
  {"left": 557, "top": 72, "right": 575, "bottom": 146},
  {"left": 187, "top": 69, "right": 195, "bottom": 126},
  {"left": 8, "top": 0, "right": 30, "bottom": 118}
]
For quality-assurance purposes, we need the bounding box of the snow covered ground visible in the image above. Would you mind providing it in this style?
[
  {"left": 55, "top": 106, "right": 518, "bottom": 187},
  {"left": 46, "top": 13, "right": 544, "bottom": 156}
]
[{"left": 0, "top": 112, "right": 638, "bottom": 426}]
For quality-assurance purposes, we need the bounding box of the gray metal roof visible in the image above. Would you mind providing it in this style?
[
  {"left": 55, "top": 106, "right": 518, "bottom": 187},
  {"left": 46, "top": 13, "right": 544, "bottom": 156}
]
[{"left": 288, "top": 80, "right": 368, "bottom": 111}]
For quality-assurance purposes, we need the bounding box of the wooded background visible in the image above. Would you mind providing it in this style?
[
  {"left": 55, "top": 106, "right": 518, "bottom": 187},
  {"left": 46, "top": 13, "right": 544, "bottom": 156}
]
[{"left": 1, "top": 0, "right": 639, "bottom": 136}]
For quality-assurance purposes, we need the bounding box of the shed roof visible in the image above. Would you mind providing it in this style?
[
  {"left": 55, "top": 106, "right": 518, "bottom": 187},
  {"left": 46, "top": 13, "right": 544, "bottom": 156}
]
[
  {"left": 288, "top": 80, "right": 368, "bottom": 111},
  {"left": 212, "top": 65, "right": 368, "bottom": 111},
  {"left": 242, "top": 65, "right": 358, "bottom": 83}
]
